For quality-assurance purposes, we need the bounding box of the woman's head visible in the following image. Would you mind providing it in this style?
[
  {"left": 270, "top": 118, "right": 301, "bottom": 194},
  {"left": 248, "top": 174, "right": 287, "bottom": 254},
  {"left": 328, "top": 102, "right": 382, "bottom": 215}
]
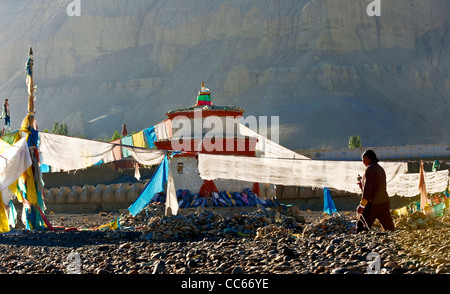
[{"left": 362, "top": 150, "right": 379, "bottom": 166}]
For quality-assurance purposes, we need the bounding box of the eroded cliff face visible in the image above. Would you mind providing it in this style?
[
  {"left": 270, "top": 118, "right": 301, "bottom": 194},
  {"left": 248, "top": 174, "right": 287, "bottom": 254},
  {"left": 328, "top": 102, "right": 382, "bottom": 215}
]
[{"left": 0, "top": 0, "right": 449, "bottom": 149}]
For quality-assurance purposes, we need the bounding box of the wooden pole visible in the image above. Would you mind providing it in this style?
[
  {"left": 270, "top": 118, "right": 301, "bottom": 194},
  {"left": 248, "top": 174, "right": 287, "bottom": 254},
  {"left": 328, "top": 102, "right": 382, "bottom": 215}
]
[
  {"left": 27, "top": 47, "right": 34, "bottom": 115},
  {"left": 22, "top": 47, "right": 37, "bottom": 130}
]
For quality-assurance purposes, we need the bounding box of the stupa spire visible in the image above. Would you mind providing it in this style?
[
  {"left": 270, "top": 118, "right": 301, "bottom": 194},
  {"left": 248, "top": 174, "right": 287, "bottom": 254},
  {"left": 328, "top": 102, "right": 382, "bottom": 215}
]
[{"left": 196, "top": 82, "right": 212, "bottom": 106}]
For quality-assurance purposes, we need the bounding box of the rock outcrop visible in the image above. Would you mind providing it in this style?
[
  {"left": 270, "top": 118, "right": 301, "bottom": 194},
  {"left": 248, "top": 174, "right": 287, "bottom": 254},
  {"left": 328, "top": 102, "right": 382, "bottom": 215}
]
[{"left": 0, "top": 0, "right": 448, "bottom": 149}]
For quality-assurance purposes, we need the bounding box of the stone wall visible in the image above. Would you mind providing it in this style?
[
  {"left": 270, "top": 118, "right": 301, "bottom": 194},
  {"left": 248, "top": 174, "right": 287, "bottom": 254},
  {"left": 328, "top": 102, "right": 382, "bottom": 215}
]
[
  {"left": 40, "top": 181, "right": 146, "bottom": 213},
  {"left": 34, "top": 179, "right": 418, "bottom": 214}
]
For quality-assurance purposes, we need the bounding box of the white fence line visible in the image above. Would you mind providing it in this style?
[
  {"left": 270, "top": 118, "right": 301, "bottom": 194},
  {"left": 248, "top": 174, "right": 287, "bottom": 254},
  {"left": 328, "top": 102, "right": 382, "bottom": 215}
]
[{"left": 299, "top": 144, "right": 450, "bottom": 161}]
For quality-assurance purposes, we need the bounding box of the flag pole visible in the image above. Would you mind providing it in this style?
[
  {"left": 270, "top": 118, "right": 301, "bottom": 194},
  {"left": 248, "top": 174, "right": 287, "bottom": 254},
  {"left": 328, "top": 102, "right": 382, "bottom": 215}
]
[
  {"left": 20, "top": 47, "right": 53, "bottom": 231},
  {"left": 27, "top": 47, "right": 34, "bottom": 114},
  {"left": 23, "top": 47, "right": 37, "bottom": 130}
]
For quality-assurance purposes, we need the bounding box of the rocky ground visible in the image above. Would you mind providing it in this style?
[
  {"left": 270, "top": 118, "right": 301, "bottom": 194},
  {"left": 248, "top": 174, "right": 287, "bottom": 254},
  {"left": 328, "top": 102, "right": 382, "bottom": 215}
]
[{"left": 0, "top": 204, "right": 448, "bottom": 276}]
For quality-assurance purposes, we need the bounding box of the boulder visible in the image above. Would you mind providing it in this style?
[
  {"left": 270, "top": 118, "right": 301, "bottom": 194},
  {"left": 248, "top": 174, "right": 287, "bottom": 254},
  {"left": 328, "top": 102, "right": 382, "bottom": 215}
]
[
  {"left": 55, "top": 186, "right": 71, "bottom": 204},
  {"left": 67, "top": 186, "right": 82, "bottom": 204},
  {"left": 127, "top": 182, "right": 144, "bottom": 203},
  {"left": 91, "top": 184, "right": 105, "bottom": 203},
  {"left": 45, "top": 187, "right": 59, "bottom": 204},
  {"left": 79, "top": 185, "right": 95, "bottom": 204},
  {"left": 102, "top": 184, "right": 118, "bottom": 203},
  {"left": 115, "top": 183, "right": 131, "bottom": 203}
]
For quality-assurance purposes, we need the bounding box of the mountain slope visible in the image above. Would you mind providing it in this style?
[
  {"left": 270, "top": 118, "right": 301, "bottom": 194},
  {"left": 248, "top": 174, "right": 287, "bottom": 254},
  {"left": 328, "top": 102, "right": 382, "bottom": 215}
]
[{"left": 0, "top": 0, "right": 449, "bottom": 150}]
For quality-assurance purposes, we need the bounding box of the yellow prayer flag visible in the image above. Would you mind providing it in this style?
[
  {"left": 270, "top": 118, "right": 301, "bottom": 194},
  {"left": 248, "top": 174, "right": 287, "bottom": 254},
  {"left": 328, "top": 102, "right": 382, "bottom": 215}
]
[
  {"left": 21, "top": 167, "right": 38, "bottom": 205},
  {"left": 9, "top": 181, "right": 23, "bottom": 203},
  {"left": 98, "top": 217, "right": 120, "bottom": 230},
  {"left": 132, "top": 131, "right": 146, "bottom": 148},
  {"left": 394, "top": 206, "right": 408, "bottom": 216},
  {"left": 0, "top": 193, "right": 10, "bottom": 233}
]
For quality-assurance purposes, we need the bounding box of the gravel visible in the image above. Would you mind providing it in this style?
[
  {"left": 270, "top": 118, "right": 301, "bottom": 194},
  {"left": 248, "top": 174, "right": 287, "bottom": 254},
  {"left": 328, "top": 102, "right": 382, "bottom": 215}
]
[{"left": 0, "top": 205, "right": 447, "bottom": 276}]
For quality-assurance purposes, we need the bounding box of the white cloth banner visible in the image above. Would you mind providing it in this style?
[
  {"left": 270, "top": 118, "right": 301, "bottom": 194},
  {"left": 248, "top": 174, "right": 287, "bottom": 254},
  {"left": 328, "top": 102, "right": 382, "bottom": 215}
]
[
  {"left": 198, "top": 154, "right": 408, "bottom": 195},
  {"left": 239, "top": 124, "right": 309, "bottom": 160},
  {"left": 165, "top": 166, "right": 178, "bottom": 216},
  {"left": 387, "top": 169, "right": 449, "bottom": 197},
  {"left": 39, "top": 133, "right": 165, "bottom": 171},
  {"left": 122, "top": 146, "right": 166, "bottom": 167},
  {"left": 39, "top": 132, "right": 116, "bottom": 171},
  {"left": 154, "top": 119, "right": 172, "bottom": 141},
  {"left": 0, "top": 138, "right": 32, "bottom": 191}
]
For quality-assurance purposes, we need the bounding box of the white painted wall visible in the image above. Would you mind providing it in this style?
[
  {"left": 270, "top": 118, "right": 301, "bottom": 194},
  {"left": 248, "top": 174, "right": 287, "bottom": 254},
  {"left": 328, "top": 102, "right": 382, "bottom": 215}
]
[
  {"left": 300, "top": 143, "right": 450, "bottom": 161},
  {"left": 168, "top": 156, "right": 254, "bottom": 195}
]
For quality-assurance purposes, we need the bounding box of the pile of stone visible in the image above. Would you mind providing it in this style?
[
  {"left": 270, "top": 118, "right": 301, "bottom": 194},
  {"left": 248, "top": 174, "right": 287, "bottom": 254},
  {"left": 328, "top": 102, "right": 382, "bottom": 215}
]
[
  {"left": 393, "top": 227, "right": 450, "bottom": 274},
  {"left": 255, "top": 224, "right": 294, "bottom": 240},
  {"left": 119, "top": 204, "right": 306, "bottom": 241},
  {"left": 119, "top": 202, "right": 450, "bottom": 243},
  {"left": 302, "top": 215, "right": 356, "bottom": 237},
  {"left": 439, "top": 214, "right": 450, "bottom": 223},
  {"left": 393, "top": 211, "right": 449, "bottom": 230}
]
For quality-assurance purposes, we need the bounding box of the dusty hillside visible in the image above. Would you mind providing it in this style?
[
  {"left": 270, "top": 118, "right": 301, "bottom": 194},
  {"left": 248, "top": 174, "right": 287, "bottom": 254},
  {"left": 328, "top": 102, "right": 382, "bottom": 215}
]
[{"left": 0, "top": 0, "right": 448, "bottom": 150}]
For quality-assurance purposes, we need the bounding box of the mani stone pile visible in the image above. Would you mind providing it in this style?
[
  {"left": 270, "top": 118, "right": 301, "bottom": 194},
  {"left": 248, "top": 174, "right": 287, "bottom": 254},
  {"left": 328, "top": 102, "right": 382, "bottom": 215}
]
[{"left": 0, "top": 204, "right": 448, "bottom": 274}]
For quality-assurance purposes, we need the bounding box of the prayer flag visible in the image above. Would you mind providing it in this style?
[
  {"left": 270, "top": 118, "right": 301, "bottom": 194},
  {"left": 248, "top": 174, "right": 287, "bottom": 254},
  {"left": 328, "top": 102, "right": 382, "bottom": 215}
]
[
  {"left": 128, "top": 155, "right": 169, "bottom": 216},
  {"left": 165, "top": 166, "right": 178, "bottom": 216},
  {"left": 143, "top": 127, "right": 157, "bottom": 148},
  {"left": 38, "top": 132, "right": 165, "bottom": 171},
  {"left": 419, "top": 161, "right": 430, "bottom": 211},
  {"left": 132, "top": 131, "right": 146, "bottom": 148},
  {"left": 0, "top": 193, "right": 9, "bottom": 233},
  {"left": 39, "top": 132, "right": 115, "bottom": 170},
  {"left": 323, "top": 188, "right": 338, "bottom": 215},
  {"left": 198, "top": 154, "right": 407, "bottom": 194},
  {"left": 111, "top": 139, "right": 122, "bottom": 161},
  {"left": 98, "top": 217, "right": 121, "bottom": 230},
  {"left": 0, "top": 138, "right": 32, "bottom": 191},
  {"left": 121, "top": 135, "right": 133, "bottom": 158}
]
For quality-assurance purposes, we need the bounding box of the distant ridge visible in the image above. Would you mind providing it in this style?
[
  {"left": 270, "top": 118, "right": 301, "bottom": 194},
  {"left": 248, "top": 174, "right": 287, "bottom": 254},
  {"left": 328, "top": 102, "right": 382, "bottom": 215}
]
[{"left": 0, "top": 0, "right": 448, "bottom": 150}]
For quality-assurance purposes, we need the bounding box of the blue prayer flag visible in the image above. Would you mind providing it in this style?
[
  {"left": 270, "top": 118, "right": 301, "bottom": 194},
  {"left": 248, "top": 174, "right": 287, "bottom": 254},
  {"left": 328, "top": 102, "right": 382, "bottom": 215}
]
[
  {"left": 121, "top": 135, "right": 133, "bottom": 158},
  {"left": 323, "top": 187, "right": 338, "bottom": 215},
  {"left": 143, "top": 127, "right": 157, "bottom": 148},
  {"left": 128, "top": 155, "right": 168, "bottom": 216},
  {"left": 40, "top": 164, "right": 50, "bottom": 173}
]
